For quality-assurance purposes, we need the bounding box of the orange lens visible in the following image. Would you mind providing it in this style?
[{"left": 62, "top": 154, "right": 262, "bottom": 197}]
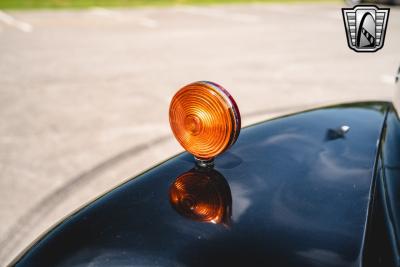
[{"left": 169, "top": 81, "right": 241, "bottom": 160}]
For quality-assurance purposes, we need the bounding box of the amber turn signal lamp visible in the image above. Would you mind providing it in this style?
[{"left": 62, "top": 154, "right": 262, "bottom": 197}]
[{"left": 169, "top": 81, "right": 241, "bottom": 160}]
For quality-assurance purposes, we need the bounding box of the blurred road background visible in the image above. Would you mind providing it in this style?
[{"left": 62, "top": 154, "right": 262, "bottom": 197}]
[{"left": 0, "top": 1, "right": 399, "bottom": 265}]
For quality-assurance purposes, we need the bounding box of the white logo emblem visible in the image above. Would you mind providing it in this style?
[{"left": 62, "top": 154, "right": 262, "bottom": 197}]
[{"left": 342, "top": 5, "right": 390, "bottom": 52}]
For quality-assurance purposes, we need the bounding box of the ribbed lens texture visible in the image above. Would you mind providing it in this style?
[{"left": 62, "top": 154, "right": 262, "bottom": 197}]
[
  {"left": 169, "top": 171, "right": 225, "bottom": 223},
  {"left": 169, "top": 82, "right": 234, "bottom": 159}
]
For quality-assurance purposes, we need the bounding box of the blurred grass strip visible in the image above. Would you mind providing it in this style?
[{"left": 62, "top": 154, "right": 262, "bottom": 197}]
[{"left": 0, "top": 0, "right": 337, "bottom": 9}]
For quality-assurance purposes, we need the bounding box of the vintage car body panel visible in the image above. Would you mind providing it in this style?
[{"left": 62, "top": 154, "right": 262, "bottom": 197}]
[
  {"left": 381, "top": 110, "right": 400, "bottom": 264},
  {"left": 13, "top": 102, "right": 394, "bottom": 267},
  {"left": 366, "top": 106, "right": 400, "bottom": 266}
]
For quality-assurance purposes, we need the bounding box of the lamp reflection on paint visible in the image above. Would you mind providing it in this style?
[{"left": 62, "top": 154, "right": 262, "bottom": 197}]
[{"left": 169, "top": 168, "right": 232, "bottom": 226}]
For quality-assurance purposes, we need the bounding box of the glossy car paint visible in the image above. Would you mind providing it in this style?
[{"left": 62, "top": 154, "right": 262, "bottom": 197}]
[
  {"left": 369, "top": 106, "right": 400, "bottom": 266},
  {"left": 13, "top": 102, "right": 392, "bottom": 267}
]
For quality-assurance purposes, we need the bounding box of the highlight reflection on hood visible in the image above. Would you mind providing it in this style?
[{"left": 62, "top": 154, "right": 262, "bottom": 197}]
[{"left": 169, "top": 168, "right": 232, "bottom": 226}]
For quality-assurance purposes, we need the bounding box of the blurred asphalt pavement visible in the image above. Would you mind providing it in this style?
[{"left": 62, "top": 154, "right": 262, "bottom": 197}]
[{"left": 0, "top": 2, "right": 399, "bottom": 265}]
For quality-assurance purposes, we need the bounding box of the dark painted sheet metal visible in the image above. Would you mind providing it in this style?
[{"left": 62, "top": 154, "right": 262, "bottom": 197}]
[
  {"left": 14, "top": 102, "right": 389, "bottom": 267},
  {"left": 377, "top": 106, "right": 400, "bottom": 266}
]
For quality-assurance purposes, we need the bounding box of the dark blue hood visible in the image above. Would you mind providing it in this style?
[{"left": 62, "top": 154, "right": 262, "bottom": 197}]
[{"left": 14, "top": 102, "right": 391, "bottom": 267}]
